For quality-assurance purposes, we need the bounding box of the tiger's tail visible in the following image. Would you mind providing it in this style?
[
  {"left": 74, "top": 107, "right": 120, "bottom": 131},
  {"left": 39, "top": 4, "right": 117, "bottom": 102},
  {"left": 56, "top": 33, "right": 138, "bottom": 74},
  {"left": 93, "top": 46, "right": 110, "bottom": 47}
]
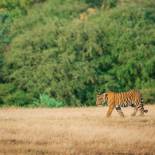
[{"left": 140, "top": 96, "right": 148, "bottom": 113}]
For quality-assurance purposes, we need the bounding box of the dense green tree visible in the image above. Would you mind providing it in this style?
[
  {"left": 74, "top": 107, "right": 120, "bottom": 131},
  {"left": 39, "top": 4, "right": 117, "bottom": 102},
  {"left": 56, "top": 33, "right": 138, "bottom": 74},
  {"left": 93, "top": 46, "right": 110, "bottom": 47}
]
[{"left": 0, "top": 0, "right": 155, "bottom": 106}]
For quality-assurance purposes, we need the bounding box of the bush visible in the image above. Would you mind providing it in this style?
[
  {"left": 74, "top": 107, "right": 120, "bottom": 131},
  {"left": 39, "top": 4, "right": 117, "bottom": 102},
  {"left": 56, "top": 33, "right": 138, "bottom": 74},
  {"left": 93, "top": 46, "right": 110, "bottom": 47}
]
[
  {"left": 4, "top": 90, "right": 33, "bottom": 106},
  {"left": 34, "top": 94, "right": 64, "bottom": 107},
  {"left": 0, "top": 83, "right": 15, "bottom": 104}
]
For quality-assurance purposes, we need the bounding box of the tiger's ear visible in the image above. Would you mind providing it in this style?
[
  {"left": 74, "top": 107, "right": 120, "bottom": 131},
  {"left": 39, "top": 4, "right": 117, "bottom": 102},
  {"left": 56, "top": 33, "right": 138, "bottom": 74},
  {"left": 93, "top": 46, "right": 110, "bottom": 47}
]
[{"left": 104, "top": 93, "right": 108, "bottom": 98}]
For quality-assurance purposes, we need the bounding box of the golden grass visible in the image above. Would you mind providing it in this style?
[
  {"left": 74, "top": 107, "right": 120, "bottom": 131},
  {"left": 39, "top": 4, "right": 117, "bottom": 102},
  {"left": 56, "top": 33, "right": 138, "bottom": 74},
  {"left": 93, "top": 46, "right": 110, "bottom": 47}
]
[{"left": 0, "top": 105, "right": 155, "bottom": 155}]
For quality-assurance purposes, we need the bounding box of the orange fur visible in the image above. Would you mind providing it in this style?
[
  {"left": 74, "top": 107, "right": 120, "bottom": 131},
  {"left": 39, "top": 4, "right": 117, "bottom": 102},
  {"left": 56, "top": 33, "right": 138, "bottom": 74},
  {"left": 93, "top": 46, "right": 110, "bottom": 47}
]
[{"left": 96, "top": 90, "right": 148, "bottom": 117}]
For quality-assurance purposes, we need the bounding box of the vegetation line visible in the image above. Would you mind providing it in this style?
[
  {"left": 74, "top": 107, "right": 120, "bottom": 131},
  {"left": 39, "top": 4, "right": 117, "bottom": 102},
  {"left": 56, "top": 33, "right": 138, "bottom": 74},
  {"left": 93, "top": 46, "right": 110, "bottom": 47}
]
[{"left": 0, "top": 0, "right": 155, "bottom": 107}]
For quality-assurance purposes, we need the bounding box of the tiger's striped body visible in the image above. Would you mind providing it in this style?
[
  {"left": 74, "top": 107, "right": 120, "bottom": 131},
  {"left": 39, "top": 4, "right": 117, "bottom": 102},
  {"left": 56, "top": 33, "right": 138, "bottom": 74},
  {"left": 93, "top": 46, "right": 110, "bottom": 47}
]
[{"left": 96, "top": 90, "right": 148, "bottom": 117}]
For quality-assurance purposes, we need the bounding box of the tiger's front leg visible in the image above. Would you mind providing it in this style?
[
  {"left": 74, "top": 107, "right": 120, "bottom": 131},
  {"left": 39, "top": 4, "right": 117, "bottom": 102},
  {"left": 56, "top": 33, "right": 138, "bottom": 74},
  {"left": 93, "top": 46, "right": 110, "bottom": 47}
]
[
  {"left": 106, "top": 104, "right": 115, "bottom": 117},
  {"left": 115, "top": 106, "right": 124, "bottom": 117}
]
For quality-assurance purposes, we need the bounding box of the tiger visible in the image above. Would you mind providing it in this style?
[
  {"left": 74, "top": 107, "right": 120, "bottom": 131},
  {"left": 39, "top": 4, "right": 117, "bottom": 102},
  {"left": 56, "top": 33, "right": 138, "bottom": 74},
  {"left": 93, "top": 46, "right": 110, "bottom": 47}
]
[{"left": 96, "top": 90, "right": 148, "bottom": 117}]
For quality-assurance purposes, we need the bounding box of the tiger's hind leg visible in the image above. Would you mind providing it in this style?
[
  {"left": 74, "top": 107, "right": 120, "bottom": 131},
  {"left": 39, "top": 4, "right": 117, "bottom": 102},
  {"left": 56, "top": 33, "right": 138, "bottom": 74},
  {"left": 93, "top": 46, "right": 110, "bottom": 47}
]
[
  {"left": 136, "top": 101, "right": 145, "bottom": 116},
  {"left": 106, "top": 104, "right": 115, "bottom": 117},
  {"left": 115, "top": 106, "right": 124, "bottom": 117},
  {"left": 138, "top": 99, "right": 148, "bottom": 116}
]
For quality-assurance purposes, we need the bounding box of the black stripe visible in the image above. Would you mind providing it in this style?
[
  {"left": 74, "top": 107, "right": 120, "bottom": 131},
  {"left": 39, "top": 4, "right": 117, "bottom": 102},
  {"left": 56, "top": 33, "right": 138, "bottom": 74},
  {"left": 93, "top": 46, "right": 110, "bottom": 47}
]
[
  {"left": 137, "top": 104, "right": 142, "bottom": 109},
  {"left": 131, "top": 104, "right": 135, "bottom": 107}
]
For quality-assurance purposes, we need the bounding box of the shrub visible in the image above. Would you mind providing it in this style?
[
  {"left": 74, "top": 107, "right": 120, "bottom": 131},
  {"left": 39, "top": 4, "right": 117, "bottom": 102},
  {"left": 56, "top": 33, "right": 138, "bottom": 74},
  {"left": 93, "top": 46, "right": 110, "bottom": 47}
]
[
  {"left": 5, "top": 90, "right": 33, "bottom": 106},
  {"left": 34, "top": 94, "right": 64, "bottom": 107},
  {"left": 0, "top": 83, "right": 15, "bottom": 104}
]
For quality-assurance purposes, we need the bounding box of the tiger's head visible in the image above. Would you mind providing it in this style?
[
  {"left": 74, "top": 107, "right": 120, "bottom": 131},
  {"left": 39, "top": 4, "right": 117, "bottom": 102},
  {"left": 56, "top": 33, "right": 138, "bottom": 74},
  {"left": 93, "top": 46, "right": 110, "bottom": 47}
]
[{"left": 96, "top": 93, "right": 108, "bottom": 106}]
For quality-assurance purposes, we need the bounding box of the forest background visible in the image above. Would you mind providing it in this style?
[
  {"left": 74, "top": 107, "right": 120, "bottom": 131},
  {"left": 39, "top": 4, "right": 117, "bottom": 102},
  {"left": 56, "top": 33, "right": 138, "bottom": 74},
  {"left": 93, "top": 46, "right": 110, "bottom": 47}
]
[{"left": 0, "top": 0, "right": 155, "bottom": 107}]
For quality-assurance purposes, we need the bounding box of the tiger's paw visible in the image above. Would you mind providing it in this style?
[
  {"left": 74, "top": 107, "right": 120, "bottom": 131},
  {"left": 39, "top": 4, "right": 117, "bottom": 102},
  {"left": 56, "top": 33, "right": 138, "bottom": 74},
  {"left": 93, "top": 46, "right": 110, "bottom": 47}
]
[{"left": 144, "top": 109, "right": 148, "bottom": 113}]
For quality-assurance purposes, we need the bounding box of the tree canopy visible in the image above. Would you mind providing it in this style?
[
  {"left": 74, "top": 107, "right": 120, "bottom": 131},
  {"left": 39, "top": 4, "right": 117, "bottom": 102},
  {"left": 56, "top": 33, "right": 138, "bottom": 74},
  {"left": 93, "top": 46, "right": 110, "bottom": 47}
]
[{"left": 0, "top": 0, "right": 155, "bottom": 106}]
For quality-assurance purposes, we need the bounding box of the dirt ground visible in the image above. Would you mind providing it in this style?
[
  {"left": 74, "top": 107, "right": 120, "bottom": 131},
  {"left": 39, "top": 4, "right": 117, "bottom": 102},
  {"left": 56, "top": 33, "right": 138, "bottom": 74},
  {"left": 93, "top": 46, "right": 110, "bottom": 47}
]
[{"left": 0, "top": 105, "right": 155, "bottom": 155}]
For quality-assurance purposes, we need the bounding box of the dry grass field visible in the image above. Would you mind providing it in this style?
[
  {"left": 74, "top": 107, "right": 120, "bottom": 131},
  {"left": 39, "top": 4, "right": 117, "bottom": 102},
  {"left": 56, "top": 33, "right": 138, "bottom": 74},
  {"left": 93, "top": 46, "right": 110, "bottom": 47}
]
[{"left": 0, "top": 105, "right": 155, "bottom": 155}]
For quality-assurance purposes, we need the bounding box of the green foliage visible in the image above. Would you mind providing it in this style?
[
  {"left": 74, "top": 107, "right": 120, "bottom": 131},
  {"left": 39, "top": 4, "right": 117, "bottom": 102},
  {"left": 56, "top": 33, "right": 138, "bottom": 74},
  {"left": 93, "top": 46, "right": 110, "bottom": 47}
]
[
  {"left": 81, "top": 0, "right": 117, "bottom": 8},
  {"left": 82, "top": 0, "right": 104, "bottom": 7},
  {"left": 0, "top": 0, "right": 155, "bottom": 106},
  {"left": 5, "top": 90, "right": 33, "bottom": 106},
  {"left": 34, "top": 94, "right": 64, "bottom": 107},
  {"left": 0, "top": 0, "right": 46, "bottom": 10},
  {"left": 0, "top": 83, "right": 33, "bottom": 106},
  {"left": 0, "top": 11, "right": 11, "bottom": 51}
]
